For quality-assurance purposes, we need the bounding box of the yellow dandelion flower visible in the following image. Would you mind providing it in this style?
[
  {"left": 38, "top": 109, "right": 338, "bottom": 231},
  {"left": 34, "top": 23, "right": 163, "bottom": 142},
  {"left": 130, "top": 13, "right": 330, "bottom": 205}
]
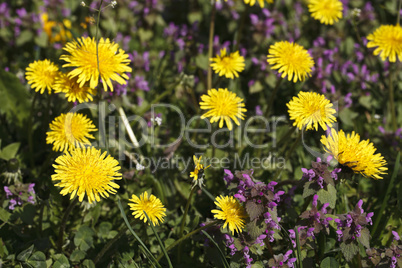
[
  {"left": 46, "top": 113, "right": 97, "bottom": 152},
  {"left": 287, "top": 91, "right": 336, "bottom": 131},
  {"left": 54, "top": 73, "right": 97, "bottom": 103},
  {"left": 367, "top": 25, "right": 402, "bottom": 62},
  {"left": 52, "top": 147, "right": 122, "bottom": 203},
  {"left": 25, "top": 59, "right": 60, "bottom": 94},
  {"left": 308, "top": 0, "right": 343, "bottom": 25},
  {"left": 228, "top": 0, "right": 273, "bottom": 6},
  {"left": 128, "top": 192, "right": 166, "bottom": 226},
  {"left": 211, "top": 195, "right": 246, "bottom": 235},
  {"left": 60, "top": 37, "right": 132, "bottom": 92},
  {"left": 267, "top": 41, "right": 314, "bottom": 83},
  {"left": 190, "top": 155, "right": 210, "bottom": 181},
  {"left": 200, "top": 88, "right": 247, "bottom": 131},
  {"left": 41, "top": 13, "right": 72, "bottom": 43},
  {"left": 321, "top": 129, "right": 387, "bottom": 180},
  {"left": 210, "top": 48, "right": 245, "bottom": 79}
]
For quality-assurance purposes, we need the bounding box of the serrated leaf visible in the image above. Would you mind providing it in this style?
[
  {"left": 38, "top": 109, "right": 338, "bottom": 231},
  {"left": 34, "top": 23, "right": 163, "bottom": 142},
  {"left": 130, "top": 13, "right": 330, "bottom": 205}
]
[
  {"left": 245, "top": 202, "right": 264, "bottom": 221},
  {"left": 303, "top": 181, "right": 317, "bottom": 198},
  {"left": 247, "top": 219, "right": 267, "bottom": 240},
  {"left": 17, "top": 244, "right": 34, "bottom": 261},
  {"left": 317, "top": 184, "right": 337, "bottom": 209},
  {"left": 320, "top": 257, "right": 339, "bottom": 268},
  {"left": 340, "top": 242, "right": 359, "bottom": 261},
  {"left": 27, "top": 251, "right": 46, "bottom": 268},
  {"left": 357, "top": 228, "right": 370, "bottom": 249}
]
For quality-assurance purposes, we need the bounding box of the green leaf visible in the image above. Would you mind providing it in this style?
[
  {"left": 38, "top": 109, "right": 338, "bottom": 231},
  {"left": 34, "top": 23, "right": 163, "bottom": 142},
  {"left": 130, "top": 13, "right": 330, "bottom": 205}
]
[
  {"left": 70, "top": 250, "right": 86, "bottom": 262},
  {"left": 82, "top": 259, "right": 96, "bottom": 268},
  {"left": 27, "top": 251, "right": 47, "bottom": 268},
  {"left": 247, "top": 220, "right": 267, "bottom": 240},
  {"left": 195, "top": 54, "right": 208, "bottom": 70},
  {"left": 0, "top": 207, "right": 11, "bottom": 223},
  {"left": 245, "top": 202, "right": 264, "bottom": 221},
  {"left": 317, "top": 184, "right": 337, "bottom": 209},
  {"left": 17, "top": 244, "right": 34, "bottom": 262},
  {"left": 0, "top": 142, "right": 20, "bottom": 161},
  {"left": 74, "top": 226, "right": 95, "bottom": 251},
  {"left": 357, "top": 228, "right": 370, "bottom": 249},
  {"left": 34, "top": 31, "right": 48, "bottom": 47},
  {"left": 16, "top": 30, "right": 34, "bottom": 46},
  {"left": 302, "top": 181, "right": 317, "bottom": 198},
  {"left": 339, "top": 108, "right": 358, "bottom": 127},
  {"left": 53, "top": 254, "right": 69, "bottom": 268},
  {"left": 0, "top": 70, "right": 31, "bottom": 126},
  {"left": 98, "top": 222, "right": 113, "bottom": 238},
  {"left": 249, "top": 81, "right": 263, "bottom": 94},
  {"left": 340, "top": 242, "right": 359, "bottom": 261},
  {"left": 320, "top": 257, "right": 339, "bottom": 268}
]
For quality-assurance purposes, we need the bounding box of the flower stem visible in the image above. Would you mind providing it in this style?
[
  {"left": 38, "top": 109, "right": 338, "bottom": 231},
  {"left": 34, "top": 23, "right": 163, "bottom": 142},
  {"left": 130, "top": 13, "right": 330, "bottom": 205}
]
[
  {"left": 389, "top": 65, "right": 397, "bottom": 132},
  {"left": 397, "top": 0, "right": 402, "bottom": 25},
  {"left": 95, "top": 0, "right": 104, "bottom": 100},
  {"left": 264, "top": 77, "right": 283, "bottom": 118},
  {"left": 234, "top": 5, "right": 249, "bottom": 51},
  {"left": 207, "top": 1, "right": 217, "bottom": 91},
  {"left": 144, "top": 212, "right": 173, "bottom": 268},
  {"left": 28, "top": 93, "right": 38, "bottom": 168},
  {"left": 93, "top": 223, "right": 130, "bottom": 264},
  {"left": 156, "top": 220, "right": 218, "bottom": 262},
  {"left": 177, "top": 186, "right": 196, "bottom": 262},
  {"left": 57, "top": 197, "right": 78, "bottom": 251}
]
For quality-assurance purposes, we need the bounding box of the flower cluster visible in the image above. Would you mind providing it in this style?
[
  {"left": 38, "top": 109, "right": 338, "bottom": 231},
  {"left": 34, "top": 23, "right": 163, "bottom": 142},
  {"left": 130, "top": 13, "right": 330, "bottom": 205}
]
[
  {"left": 364, "top": 232, "right": 402, "bottom": 267},
  {"left": 302, "top": 156, "right": 341, "bottom": 190},
  {"left": 299, "top": 195, "right": 333, "bottom": 239},
  {"left": 221, "top": 169, "right": 284, "bottom": 266},
  {"left": 267, "top": 250, "right": 297, "bottom": 268},
  {"left": 4, "top": 183, "right": 35, "bottom": 210},
  {"left": 334, "top": 199, "right": 373, "bottom": 259}
]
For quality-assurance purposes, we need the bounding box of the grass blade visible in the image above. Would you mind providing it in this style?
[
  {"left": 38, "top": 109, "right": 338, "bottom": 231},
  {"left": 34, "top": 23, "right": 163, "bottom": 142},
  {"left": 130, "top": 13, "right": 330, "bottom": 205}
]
[
  {"left": 117, "top": 198, "right": 161, "bottom": 268},
  {"left": 143, "top": 211, "right": 173, "bottom": 268},
  {"left": 295, "top": 227, "right": 303, "bottom": 268},
  {"left": 371, "top": 152, "right": 400, "bottom": 237},
  {"left": 201, "top": 230, "right": 230, "bottom": 268}
]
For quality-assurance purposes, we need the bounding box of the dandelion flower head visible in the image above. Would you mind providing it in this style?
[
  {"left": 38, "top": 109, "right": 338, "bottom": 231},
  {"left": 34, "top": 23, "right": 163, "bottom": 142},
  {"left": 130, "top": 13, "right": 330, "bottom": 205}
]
[
  {"left": 46, "top": 113, "right": 97, "bottom": 152},
  {"left": 54, "top": 73, "right": 97, "bottom": 103},
  {"left": 25, "top": 59, "right": 60, "bottom": 94},
  {"left": 287, "top": 91, "right": 336, "bottom": 131},
  {"left": 267, "top": 41, "right": 314, "bottom": 83},
  {"left": 60, "top": 37, "right": 132, "bottom": 92},
  {"left": 200, "top": 88, "right": 247, "bottom": 131},
  {"left": 211, "top": 195, "right": 247, "bottom": 235},
  {"left": 190, "top": 155, "right": 210, "bottom": 181},
  {"left": 128, "top": 192, "right": 166, "bottom": 226},
  {"left": 321, "top": 129, "right": 387, "bottom": 180},
  {"left": 367, "top": 25, "right": 402, "bottom": 62},
  {"left": 210, "top": 48, "right": 245, "bottom": 79},
  {"left": 52, "top": 147, "right": 122, "bottom": 203},
  {"left": 308, "top": 0, "right": 343, "bottom": 25}
]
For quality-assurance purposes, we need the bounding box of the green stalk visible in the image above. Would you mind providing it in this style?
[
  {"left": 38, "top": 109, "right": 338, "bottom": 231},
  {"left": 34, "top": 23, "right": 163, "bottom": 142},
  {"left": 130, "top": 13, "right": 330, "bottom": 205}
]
[
  {"left": 371, "top": 152, "right": 400, "bottom": 237},
  {"left": 177, "top": 186, "right": 196, "bottom": 262},
  {"left": 28, "top": 93, "right": 38, "bottom": 168},
  {"left": 156, "top": 221, "right": 218, "bottom": 262},
  {"left": 397, "top": 0, "right": 402, "bottom": 25},
  {"left": 94, "top": 223, "right": 130, "bottom": 264},
  {"left": 201, "top": 230, "right": 230, "bottom": 268},
  {"left": 295, "top": 227, "right": 303, "bottom": 268},
  {"left": 144, "top": 212, "right": 173, "bottom": 268},
  {"left": 95, "top": 0, "right": 104, "bottom": 100},
  {"left": 117, "top": 199, "right": 161, "bottom": 268},
  {"left": 57, "top": 197, "right": 78, "bottom": 251},
  {"left": 388, "top": 66, "right": 397, "bottom": 132},
  {"left": 207, "top": 1, "right": 217, "bottom": 91},
  {"left": 264, "top": 77, "right": 283, "bottom": 118}
]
